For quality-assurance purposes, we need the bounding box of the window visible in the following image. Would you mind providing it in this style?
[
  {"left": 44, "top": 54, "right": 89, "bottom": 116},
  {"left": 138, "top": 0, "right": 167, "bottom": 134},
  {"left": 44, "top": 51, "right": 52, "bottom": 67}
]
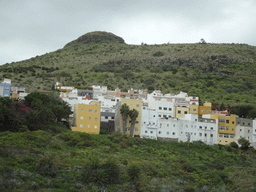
[
  {"left": 193, "top": 109, "right": 196, "bottom": 111},
  {"left": 144, "top": 122, "right": 146, "bottom": 124},
  {"left": 184, "top": 111, "right": 188, "bottom": 114},
  {"left": 226, "top": 126, "right": 229, "bottom": 131},
  {"left": 194, "top": 133, "right": 196, "bottom": 135},
  {"left": 158, "top": 115, "right": 161, "bottom": 117},
  {"left": 219, "top": 126, "right": 225, "bottom": 131},
  {"left": 150, "top": 131, "right": 153, "bottom": 134},
  {"left": 81, "top": 109, "right": 84, "bottom": 112},
  {"left": 232, "top": 128, "right": 234, "bottom": 131},
  {"left": 159, "top": 107, "right": 162, "bottom": 110},
  {"left": 80, "top": 124, "right": 83, "bottom": 128},
  {"left": 248, "top": 123, "right": 251, "bottom": 126},
  {"left": 167, "top": 132, "right": 169, "bottom": 135},
  {"left": 205, "top": 126, "right": 207, "bottom": 129},
  {"left": 226, "top": 120, "right": 229, "bottom": 123},
  {"left": 135, "top": 121, "right": 139, "bottom": 124},
  {"left": 163, "top": 115, "right": 167, "bottom": 119},
  {"left": 199, "top": 126, "right": 202, "bottom": 129},
  {"left": 195, "top": 119, "right": 197, "bottom": 122},
  {"left": 143, "top": 107, "right": 146, "bottom": 110},
  {"left": 201, "top": 110, "right": 205, "bottom": 112},
  {"left": 153, "top": 115, "right": 155, "bottom": 117},
  {"left": 186, "top": 125, "right": 188, "bottom": 128},
  {"left": 207, "top": 110, "right": 211, "bottom": 113},
  {"left": 230, "top": 135, "right": 235, "bottom": 138},
  {"left": 137, "top": 104, "right": 139, "bottom": 107},
  {"left": 248, "top": 130, "right": 250, "bottom": 133},
  {"left": 181, "top": 132, "right": 183, "bottom": 135},
  {"left": 164, "top": 107, "right": 167, "bottom": 110},
  {"left": 243, "top": 122, "right": 245, "bottom": 125},
  {"left": 240, "top": 129, "right": 242, "bottom": 131},
  {"left": 95, "top": 118, "right": 98, "bottom": 121},
  {"left": 178, "top": 110, "right": 181, "bottom": 114},
  {"left": 210, "top": 134, "right": 213, "bottom": 137},
  {"left": 89, "top": 117, "right": 91, "bottom": 120},
  {"left": 94, "top": 125, "right": 97, "bottom": 129},
  {"left": 80, "top": 116, "right": 84, "bottom": 120},
  {"left": 105, "top": 116, "right": 108, "bottom": 119},
  {"left": 205, "top": 134, "right": 207, "bottom": 137},
  {"left": 224, "top": 134, "right": 229, "bottom": 138},
  {"left": 158, "top": 131, "right": 161, "bottom": 134},
  {"left": 169, "top": 108, "right": 172, "bottom": 111},
  {"left": 191, "top": 125, "right": 193, "bottom": 128},
  {"left": 199, "top": 133, "right": 202, "bottom": 136},
  {"left": 237, "top": 121, "right": 240, "bottom": 124},
  {"left": 232, "top": 121, "right": 234, "bottom": 124},
  {"left": 219, "top": 134, "right": 223, "bottom": 137},
  {"left": 145, "top": 131, "right": 147, "bottom": 133},
  {"left": 173, "top": 124, "right": 175, "bottom": 127},
  {"left": 111, "top": 116, "right": 114, "bottom": 119},
  {"left": 167, "top": 124, "right": 169, "bottom": 127},
  {"left": 219, "top": 119, "right": 225, "bottom": 123},
  {"left": 89, "top": 109, "right": 93, "bottom": 113},
  {"left": 173, "top": 132, "right": 175, "bottom": 135},
  {"left": 135, "top": 128, "right": 138, "bottom": 132},
  {"left": 88, "top": 125, "right": 90, "bottom": 128},
  {"left": 95, "top": 110, "right": 98, "bottom": 113},
  {"left": 211, "top": 127, "right": 213, "bottom": 130}
]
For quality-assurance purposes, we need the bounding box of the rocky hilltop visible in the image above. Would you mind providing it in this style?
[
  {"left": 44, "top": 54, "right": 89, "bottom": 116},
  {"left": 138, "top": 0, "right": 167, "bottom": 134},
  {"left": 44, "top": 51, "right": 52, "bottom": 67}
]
[{"left": 64, "top": 31, "right": 125, "bottom": 47}]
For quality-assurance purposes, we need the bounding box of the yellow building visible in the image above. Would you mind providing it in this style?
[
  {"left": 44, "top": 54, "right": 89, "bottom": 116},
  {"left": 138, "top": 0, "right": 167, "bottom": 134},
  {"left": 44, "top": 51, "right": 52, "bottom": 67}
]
[
  {"left": 71, "top": 103, "right": 101, "bottom": 134},
  {"left": 211, "top": 113, "right": 236, "bottom": 145},
  {"left": 121, "top": 98, "right": 142, "bottom": 136},
  {"left": 199, "top": 102, "right": 212, "bottom": 117},
  {"left": 189, "top": 102, "right": 212, "bottom": 117},
  {"left": 189, "top": 104, "right": 199, "bottom": 114},
  {"left": 175, "top": 107, "right": 189, "bottom": 118}
]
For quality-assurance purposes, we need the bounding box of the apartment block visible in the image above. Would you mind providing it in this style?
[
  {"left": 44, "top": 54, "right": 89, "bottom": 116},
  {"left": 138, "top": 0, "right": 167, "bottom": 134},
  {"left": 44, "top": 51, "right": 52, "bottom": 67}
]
[
  {"left": 0, "top": 79, "right": 11, "bottom": 97},
  {"left": 71, "top": 103, "right": 101, "bottom": 134},
  {"left": 236, "top": 117, "right": 253, "bottom": 145},
  {"left": 121, "top": 98, "right": 142, "bottom": 136},
  {"left": 210, "top": 113, "right": 236, "bottom": 145}
]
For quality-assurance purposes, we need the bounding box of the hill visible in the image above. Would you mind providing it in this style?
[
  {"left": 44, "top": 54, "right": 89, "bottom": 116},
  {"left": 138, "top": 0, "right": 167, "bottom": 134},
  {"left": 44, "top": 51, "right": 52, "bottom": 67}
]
[
  {"left": 64, "top": 31, "right": 125, "bottom": 47},
  {"left": 0, "top": 31, "right": 256, "bottom": 105},
  {"left": 1, "top": 130, "right": 256, "bottom": 191}
]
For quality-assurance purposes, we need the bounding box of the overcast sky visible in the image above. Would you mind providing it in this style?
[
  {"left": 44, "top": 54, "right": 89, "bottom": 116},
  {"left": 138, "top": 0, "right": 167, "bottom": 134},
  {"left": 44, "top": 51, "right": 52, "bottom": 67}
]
[{"left": 1, "top": 0, "right": 256, "bottom": 65}]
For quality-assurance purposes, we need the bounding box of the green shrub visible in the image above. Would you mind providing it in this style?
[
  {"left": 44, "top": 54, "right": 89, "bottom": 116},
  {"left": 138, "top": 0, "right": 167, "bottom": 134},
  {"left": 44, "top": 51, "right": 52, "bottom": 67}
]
[
  {"left": 238, "top": 137, "right": 250, "bottom": 151},
  {"left": 230, "top": 141, "right": 239, "bottom": 149},
  {"left": 153, "top": 51, "right": 164, "bottom": 57},
  {"left": 58, "top": 131, "right": 96, "bottom": 147},
  {"left": 36, "top": 152, "right": 61, "bottom": 177},
  {"left": 127, "top": 162, "right": 141, "bottom": 181},
  {"left": 101, "top": 157, "right": 120, "bottom": 184},
  {"left": 184, "top": 185, "right": 196, "bottom": 192}
]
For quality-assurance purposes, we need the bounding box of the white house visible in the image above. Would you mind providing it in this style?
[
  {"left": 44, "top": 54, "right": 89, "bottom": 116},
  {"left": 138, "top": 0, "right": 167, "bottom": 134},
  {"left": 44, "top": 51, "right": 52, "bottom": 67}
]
[
  {"left": 141, "top": 106, "right": 158, "bottom": 140},
  {"left": 251, "top": 119, "right": 256, "bottom": 148}
]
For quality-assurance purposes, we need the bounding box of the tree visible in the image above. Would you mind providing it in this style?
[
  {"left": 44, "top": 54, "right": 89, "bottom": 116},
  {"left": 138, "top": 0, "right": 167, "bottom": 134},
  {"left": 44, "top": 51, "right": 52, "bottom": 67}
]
[
  {"left": 23, "top": 91, "right": 72, "bottom": 126},
  {"left": 128, "top": 109, "right": 139, "bottom": 137},
  {"left": 238, "top": 137, "right": 250, "bottom": 151},
  {"left": 0, "top": 98, "right": 32, "bottom": 132},
  {"left": 120, "top": 103, "right": 130, "bottom": 133},
  {"left": 199, "top": 38, "right": 206, "bottom": 44}
]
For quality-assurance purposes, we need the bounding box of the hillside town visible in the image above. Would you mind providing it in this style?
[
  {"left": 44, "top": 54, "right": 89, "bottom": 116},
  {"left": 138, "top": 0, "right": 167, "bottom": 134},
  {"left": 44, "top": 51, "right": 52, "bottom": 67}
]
[{"left": 1, "top": 78, "right": 256, "bottom": 149}]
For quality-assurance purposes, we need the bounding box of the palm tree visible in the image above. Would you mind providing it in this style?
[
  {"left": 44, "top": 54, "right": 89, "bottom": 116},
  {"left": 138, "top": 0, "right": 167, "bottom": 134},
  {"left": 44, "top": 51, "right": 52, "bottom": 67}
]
[
  {"left": 120, "top": 103, "right": 130, "bottom": 133},
  {"left": 128, "top": 109, "right": 139, "bottom": 137}
]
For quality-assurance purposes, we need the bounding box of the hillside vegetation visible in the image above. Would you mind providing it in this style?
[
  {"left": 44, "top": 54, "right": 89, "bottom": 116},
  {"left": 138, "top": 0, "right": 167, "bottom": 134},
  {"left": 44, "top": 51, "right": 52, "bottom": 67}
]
[
  {"left": 1, "top": 130, "right": 256, "bottom": 191},
  {"left": 1, "top": 31, "right": 256, "bottom": 105}
]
